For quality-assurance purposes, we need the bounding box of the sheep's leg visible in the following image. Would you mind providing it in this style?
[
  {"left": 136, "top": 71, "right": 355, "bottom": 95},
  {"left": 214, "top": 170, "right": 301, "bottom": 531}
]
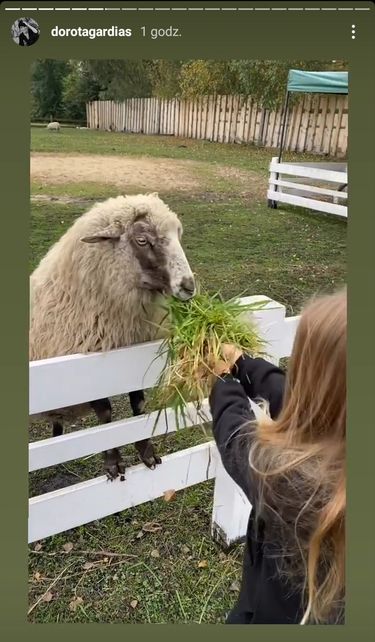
[
  {"left": 90, "top": 398, "right": 126, "bottom": 482},
  {"left": 134, "top": 438, "right": 162, "bottom": 470},
  {"left": 52, "top": 422, "right": 64, "bottom": 437},
  {"left": 129, "top": 390, "right": 162, "bottom": 470}
]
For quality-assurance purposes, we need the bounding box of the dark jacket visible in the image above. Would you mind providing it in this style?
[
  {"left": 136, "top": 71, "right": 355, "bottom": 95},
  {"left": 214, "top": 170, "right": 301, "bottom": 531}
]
[{"left": 209, "top": 355, "right": 304, "bottom": 624}]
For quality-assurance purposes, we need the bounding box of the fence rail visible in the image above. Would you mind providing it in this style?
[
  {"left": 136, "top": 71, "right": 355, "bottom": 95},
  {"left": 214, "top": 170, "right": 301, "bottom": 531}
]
[
  {"left": 267, "top": 158, "right": 348, "bottom": 218},
  {"left": 86, "top": 93, "right": 348, "bottom": 157},
  {"left": 29, "top": 296, "right": 300, "bottom": 546}
]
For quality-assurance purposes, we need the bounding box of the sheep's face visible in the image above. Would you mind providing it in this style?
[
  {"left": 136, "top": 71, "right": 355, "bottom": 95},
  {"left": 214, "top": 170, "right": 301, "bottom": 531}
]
[
  {"left": 81, "top": 205, "right": 196, "bottom": 302},
  {"left": 129, "top": 214, "right": 196, "bottom": 301}
]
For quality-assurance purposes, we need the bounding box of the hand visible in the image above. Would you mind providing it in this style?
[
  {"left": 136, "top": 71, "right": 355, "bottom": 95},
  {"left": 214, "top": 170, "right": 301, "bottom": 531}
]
[{"left": 211, "top": 344, "right": 243, "bottom": 376}]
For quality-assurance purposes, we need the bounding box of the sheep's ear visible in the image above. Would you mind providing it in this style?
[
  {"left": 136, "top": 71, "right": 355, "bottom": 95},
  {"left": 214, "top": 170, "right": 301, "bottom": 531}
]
[{"left": 80, "top": 221, "right": 124, "bottom": 244}]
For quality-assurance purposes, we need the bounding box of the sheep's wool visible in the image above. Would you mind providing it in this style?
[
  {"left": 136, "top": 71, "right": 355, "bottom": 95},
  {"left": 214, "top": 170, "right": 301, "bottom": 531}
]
[{"left": 30, "top": 193, "right": 180, "bottom": 362}]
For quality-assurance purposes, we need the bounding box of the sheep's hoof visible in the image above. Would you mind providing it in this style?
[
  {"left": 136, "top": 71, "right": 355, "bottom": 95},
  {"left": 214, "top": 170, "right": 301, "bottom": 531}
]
[
  {"left": 134, "top": 439, "right": 162, "bottom": 470},
  {"left": 143, "top": 454, "right": 162, "bottom": 470},
  {"left": 103, "top": 449, "right": 126, "bottom": 482}
]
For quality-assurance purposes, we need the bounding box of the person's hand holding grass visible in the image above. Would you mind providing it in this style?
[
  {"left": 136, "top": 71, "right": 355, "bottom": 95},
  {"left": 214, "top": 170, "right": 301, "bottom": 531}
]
[{"left": 210, "top": 343, "right": 243, "bottom": 376}]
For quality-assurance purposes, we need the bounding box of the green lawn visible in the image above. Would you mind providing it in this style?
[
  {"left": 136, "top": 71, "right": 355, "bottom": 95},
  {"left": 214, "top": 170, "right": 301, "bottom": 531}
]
[
  {"left": 29, "top": 128, "right": 346, "bottom": 623},
  {"left": 31, "top": 125, "right": 339, "bottom": 174}
]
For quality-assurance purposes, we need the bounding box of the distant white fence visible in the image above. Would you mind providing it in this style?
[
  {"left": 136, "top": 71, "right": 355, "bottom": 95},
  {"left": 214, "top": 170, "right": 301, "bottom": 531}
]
[
  {"left": 267, "top": 157, "right": 348, "bottom": 219},
  {"left": 86, "top": 93, "right": 348, "bottom": 157},
  {"left": 29, "top": 296, "right": 300, "bottom": 547}
]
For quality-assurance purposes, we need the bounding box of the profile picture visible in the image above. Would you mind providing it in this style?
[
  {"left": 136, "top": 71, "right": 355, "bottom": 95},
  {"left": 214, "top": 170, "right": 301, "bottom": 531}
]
[{"left": 11, "top": 17, "right": 40, "bottom": 47}]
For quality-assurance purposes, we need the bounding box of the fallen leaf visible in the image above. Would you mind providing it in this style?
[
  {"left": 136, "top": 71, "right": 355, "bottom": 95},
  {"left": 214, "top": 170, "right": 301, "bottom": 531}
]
[
  {"left": 198, "top": 560, "right": 208, "bottom": 569},
  {"left": 33, "top": 572, "right": 42, "bottom": 582},
  {"left": 181, "top": 545, "right": 190, "bottom": 555},
  {"left": 62, "top": 542, "right": 74, "bottom": 553},
  {"left": 69, "top": 596, "right": 83, "bottom": 612},
  {"left": 230, "top": 580, "right": 241, "bottom": 592},
  {"left": 163, "top": 489, "right": 176, "bottom": 502},
  {"left": 82, "top": 562, "right": 95, "bottom": 570},
  {"left": 130, "top": 599, "right": 138, "bottom": 609},
  {"left": 42, "top": 591, "right": 53, "bottom": 603},
  {"left": 142, "top": 521, "right": 162, "bottom": 533},
  {"left": 34, "top": 543, "right": 42, "bottom": 552},
  {"left": 150, "top": 549, "right": 160, "bottom": 558},
  {"left": 103, "top": 557, "right": 109, "bottom": 563},
  {"left": 136, "top": 530, "right": 144, "bottom": 539}
]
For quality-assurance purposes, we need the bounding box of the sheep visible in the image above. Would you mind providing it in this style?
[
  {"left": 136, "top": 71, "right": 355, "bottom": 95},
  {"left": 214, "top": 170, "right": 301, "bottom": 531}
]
[
  {"left": 30, "top": 193, "right": 196, "bottom": 480},
  {"left": 46, "top": 121, "right": 60, "bottom": 131}
]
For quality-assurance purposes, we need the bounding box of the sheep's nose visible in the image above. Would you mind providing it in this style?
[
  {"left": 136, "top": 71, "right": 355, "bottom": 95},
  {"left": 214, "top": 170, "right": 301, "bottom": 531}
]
[{"left": 181, "top": 276, "right": 195, "bottom": 296}]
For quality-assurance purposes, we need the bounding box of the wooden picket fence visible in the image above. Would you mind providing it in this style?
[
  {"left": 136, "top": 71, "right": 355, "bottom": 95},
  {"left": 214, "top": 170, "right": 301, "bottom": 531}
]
[{"left": 86, "top": 94, "right": 348, "bottom": 157}]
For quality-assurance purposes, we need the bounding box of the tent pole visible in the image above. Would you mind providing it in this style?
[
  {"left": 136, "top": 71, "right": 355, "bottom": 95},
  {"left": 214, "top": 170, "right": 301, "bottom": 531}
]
[
  {"left": 278, "top": 91, "right": 290, "bottom": 163},
  {"left": 269, "top": 91, "right": 290, "bottom": 208}
]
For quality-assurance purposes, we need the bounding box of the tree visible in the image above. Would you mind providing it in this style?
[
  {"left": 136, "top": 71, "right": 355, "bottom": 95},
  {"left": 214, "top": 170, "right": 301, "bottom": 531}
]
[
  {"left": 84, "top": 60, "right": 153, "bottom": 100},
  {"left": 31, "top": 59, "right": 69, "bottom": 119},
  {"left": 179, "top": 60, "right": 239, "bottom": 98},
  {"left": 148, "top": 60, "right": 182, "bottom": 98},
  {"left": 31, "top": 58, "right": 349, "bottom": 122},
  {"left": 62, "top": 61, "right": 101, "bottom": 120}
]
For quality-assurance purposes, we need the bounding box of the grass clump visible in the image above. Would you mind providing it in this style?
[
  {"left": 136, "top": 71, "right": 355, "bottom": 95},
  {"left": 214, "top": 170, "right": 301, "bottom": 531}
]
[{"left": 151, "top": 290, "right": 267, "bottom": 428}]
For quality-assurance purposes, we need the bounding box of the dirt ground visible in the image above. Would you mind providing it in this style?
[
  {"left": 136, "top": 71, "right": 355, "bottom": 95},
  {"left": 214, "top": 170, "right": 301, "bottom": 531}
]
[
  {"left": 31, "top": 152, "right": 206, "bottom": 192},
  {"left": 30, "top": 152, "right": 267, "bottom": 197}
]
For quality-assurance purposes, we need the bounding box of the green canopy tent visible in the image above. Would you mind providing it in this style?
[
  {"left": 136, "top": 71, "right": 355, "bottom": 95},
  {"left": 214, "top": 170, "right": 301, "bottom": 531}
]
[
  {"left": 267, "top": 69, "right": 349, "bottom": 217},
  {"left": 277, "top": 70, "right": 349, "bottom": 162},
  {"left": 287, "top": 70, "right": 348, "bottom": 95}
]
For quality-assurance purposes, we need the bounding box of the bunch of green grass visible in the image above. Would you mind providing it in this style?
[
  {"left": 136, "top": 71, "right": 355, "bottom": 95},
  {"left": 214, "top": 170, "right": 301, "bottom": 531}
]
[{"left": 150, "top": 290, "right": 267, "bottom": 429}]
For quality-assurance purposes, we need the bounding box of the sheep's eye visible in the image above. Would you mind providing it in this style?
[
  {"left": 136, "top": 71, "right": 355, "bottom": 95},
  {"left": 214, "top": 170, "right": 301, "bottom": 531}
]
[{"left": 136, "top": 236, "right": 148, "bottom": 246}]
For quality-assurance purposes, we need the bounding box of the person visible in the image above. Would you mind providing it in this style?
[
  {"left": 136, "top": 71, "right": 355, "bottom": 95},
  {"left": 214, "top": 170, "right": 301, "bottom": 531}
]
[
  {"left": 209, "top": 289, "right": 346, "bottom": 625},
  {"left": 12, "top": 18, "right": 39, "bottom": 47}
]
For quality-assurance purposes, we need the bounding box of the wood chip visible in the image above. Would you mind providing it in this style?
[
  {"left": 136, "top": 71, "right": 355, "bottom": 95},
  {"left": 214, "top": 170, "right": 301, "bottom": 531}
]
[
  {"left": 42, "top": 591, "right": 53, "bottom": 603},
  {"left": 62, "top": 542, "right": 74, "bottom": 553},
  {"left": 150, "top": 549, "right": 160, "bottom": 558},
  {"left": 198, "top": 560, "right": 208, "bottom": 568},
  {"left": 69, "top": 596, "right": 83, "bottom": 612},
  {"left": 142, "top": 522, "right": 162, "bottom": 533},
  {"left": 130, "top": 599, "right": 138, "bottom": 609},
  {"left": 82, "top": 562, "right": 95, "bottom": 570}
]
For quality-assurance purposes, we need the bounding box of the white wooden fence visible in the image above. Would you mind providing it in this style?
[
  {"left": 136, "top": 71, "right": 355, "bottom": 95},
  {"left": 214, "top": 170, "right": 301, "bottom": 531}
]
[
  {"left": 86, "top": 93, "right": 348, "bottom": 157},
  {"left": 29, "top": 295, "right": 300, "bottom": 547},
  {"left": 267, "top": 157, "right": 348, "bottom": 219}
]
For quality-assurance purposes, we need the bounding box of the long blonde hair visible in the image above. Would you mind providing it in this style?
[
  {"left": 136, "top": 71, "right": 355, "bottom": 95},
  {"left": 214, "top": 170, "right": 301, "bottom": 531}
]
[{"left": 249, "top": 289, "right": 346, "bottom": 624}]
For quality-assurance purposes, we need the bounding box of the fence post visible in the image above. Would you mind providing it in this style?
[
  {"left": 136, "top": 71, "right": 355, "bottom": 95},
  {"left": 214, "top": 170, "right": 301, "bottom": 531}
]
[
  {"left": 211, "top": 297, "right": 286, "bottom": 549},
  {"left": 268, "top": 155, "right": 280, "bottom": 208}
]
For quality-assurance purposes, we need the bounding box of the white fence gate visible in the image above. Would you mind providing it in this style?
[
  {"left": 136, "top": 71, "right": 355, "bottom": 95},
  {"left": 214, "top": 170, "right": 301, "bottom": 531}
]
[
  {"left": 29, "top": 296, "right": 300, "bottom": 547},
  {"left": 267, "top": 157, "right": 348, "bottom": 219}
]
